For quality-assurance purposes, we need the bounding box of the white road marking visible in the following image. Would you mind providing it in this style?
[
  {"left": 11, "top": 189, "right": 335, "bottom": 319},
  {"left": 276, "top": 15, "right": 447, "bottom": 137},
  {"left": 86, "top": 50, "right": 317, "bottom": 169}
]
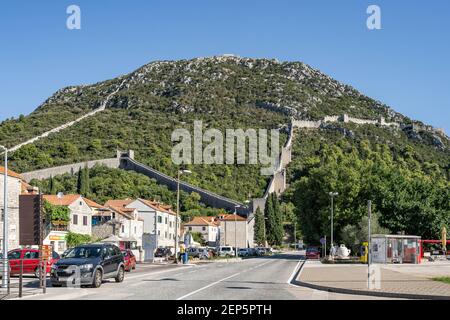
[
  {"left": 124, "top": 266, "right": 194, "bottom": 281},
  {"left": 287, "top": 259, "right": 305, "bottom": 286},
  {"left": 176, "top": 260, "right": 274, "bottom": 300}
]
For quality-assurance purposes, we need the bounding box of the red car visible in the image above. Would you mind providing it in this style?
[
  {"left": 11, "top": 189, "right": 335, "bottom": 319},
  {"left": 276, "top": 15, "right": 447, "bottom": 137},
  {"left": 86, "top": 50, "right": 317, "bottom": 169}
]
[
  {"left": 306, "top": 247, "right": 321, "bottom": 260},
  {"left": 7, "top": 248, "right": 60, "bottom": 277},
  {"left": 121, "top": 249, "right": 136, "bottom": 272}
]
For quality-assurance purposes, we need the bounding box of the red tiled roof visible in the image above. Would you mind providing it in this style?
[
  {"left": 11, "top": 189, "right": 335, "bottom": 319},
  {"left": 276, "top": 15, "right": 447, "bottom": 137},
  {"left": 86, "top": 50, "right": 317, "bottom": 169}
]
[
  {"left": 0, "top": 166, "right": 23, "bottom": 180},
  {"left": 107, "top": 205, "right": 136, "bottom": 220},
  {"left": 104, "top": 199, "right": 134, "bottom": 208},
  {"left": 43, "top": 194, "right": 82, "bottom": 206},
  {"left": 218, "top": 214, "right": 247, "bottom": 222},
  {"left": 84, "top": 198, "right": 104, "bottom": 209},
  {"left": 184, "top": 216, "right": 218, "bottom": 227},
  {"left": 139, "top": 199, "right": 176, "bottom": 216}
]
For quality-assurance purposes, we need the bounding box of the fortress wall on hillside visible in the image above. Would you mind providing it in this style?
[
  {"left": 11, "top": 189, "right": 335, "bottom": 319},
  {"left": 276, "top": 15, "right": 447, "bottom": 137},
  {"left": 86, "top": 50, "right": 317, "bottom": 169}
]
[
  {"left": 119, "top": 157, "right": 250, "bottom": 216},
  {"left": 22, "top": 158, "right": 120, "bottom": 182}
]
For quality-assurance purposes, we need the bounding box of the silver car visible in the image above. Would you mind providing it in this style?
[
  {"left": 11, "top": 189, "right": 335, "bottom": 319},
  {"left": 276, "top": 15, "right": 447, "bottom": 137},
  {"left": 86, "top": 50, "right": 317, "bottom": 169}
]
[{"left": 238, "top": 248, "right": 249, "bottom": 257}]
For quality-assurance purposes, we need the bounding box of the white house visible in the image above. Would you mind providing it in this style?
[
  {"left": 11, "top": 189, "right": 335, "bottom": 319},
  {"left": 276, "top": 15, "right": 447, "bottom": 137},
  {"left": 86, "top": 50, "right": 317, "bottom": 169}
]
[
  {"left": 42, "top": 194, "right": 93, "bottom": 253},
  {"left": 218, "top": 214, "right": 248, "bottom": 249},
  {"left": 102, "top": 200, "right": 144, "bottom": 260},
  {"left": 126, "top": 199, "right": 181, "bottom": 261},
  {"left": 0, "top": 166, "right": 23, "bottom": 250},
  {"left": 183, "top": 216, "right": 219, "bottom": 247}
]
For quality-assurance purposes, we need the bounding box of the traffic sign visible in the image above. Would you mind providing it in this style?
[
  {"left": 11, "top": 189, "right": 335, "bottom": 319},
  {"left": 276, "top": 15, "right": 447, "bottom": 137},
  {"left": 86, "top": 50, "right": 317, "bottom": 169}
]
[{"left": 39, "top": 245, "right": 52, "bottom": 260}]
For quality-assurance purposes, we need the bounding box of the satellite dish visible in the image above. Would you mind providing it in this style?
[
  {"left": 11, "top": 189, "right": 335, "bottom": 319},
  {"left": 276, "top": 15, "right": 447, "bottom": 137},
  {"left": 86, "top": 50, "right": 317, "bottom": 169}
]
[{"left": 57, "top": 192, "right": 64, "bottom": 199}]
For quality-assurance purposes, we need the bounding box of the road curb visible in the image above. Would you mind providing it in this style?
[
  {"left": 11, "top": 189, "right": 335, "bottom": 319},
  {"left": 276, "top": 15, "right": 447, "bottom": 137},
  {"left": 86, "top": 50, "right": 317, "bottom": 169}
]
[{"left": 290, "top": 261, "right": 450, "bottom": 300}]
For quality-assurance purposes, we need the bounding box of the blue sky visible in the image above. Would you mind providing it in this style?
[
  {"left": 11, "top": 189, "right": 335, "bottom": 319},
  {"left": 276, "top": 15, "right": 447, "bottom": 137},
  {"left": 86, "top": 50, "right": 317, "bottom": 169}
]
[{"left": 0, "top": 0, "right": 449, "bottom": 132}]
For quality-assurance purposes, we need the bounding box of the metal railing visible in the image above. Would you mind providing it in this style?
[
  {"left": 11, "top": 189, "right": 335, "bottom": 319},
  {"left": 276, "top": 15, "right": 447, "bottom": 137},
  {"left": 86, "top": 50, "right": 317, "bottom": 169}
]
[{"left": 0, "top": 259, "right": 47, "bottom": 299}]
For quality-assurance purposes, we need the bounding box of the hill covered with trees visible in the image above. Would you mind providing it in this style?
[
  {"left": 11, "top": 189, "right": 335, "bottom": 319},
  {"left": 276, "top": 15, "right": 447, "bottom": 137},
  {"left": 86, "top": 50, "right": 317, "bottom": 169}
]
[{"left": 0, "top": 56, "right": 448, "bottom": 241}]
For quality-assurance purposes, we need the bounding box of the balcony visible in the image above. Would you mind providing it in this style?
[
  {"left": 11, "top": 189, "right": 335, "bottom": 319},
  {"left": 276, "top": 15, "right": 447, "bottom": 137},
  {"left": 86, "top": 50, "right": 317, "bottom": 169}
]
[{"left": 49, "top": 221, "right": 69, "bottom": 232}]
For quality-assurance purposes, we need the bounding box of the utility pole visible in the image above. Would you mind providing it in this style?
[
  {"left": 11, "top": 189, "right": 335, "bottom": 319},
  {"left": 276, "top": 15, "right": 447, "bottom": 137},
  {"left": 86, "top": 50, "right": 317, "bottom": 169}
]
[
  {"left": 367, "top": 200, "right": 372, "bottom": 289},
  {"left": 234, "top": 205, "right": 239, "bottom": 258},
  {"left": 329, "top": 192, "right": 338, "bottom": 259},
  {"left": 293, "top": 220, "right": 297, "bottom": 250},
  {"left": 174, "top": 170, "right": 180, "bottom": 264},
  {"left": 174, "top": 169, "right": 191, "bottom": 264},
  {"left": 1, "top": 145, "right": 8, "bottom": 289}
]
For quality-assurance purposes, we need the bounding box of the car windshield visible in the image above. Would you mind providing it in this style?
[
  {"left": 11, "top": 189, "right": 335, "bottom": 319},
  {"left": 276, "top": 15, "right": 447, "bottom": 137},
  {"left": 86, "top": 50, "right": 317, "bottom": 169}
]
[
  {"left": 222, "top": 247, "right": 230, "bottom": 251},
  {"left": 65, "top": 246, "right": 103, "bottom": 259}
]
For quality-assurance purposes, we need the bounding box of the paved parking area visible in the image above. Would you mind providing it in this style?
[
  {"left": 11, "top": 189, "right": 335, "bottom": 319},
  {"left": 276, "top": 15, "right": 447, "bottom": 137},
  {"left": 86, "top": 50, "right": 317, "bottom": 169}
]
[{"left": 297, "top": 260, "right": 450, "bottom": 298}]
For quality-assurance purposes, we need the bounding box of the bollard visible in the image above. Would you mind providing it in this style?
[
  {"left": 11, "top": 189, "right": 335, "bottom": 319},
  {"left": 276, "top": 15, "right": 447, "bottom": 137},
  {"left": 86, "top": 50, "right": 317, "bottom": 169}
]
[
  {"left": 7, "top": 263, "right": 10, "bottom": 296},
  {"left": 19, "top": 259, "right": 23, "bottom": 298},
  {"left": 42, "top": 261, "right": 46, "bottom": 294}
]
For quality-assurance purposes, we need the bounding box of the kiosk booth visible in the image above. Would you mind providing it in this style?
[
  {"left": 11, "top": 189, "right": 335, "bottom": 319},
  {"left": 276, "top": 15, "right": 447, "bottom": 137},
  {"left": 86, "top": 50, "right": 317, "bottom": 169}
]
[{"left": 371, "top": 234, "right": 421, "bottom": 264}]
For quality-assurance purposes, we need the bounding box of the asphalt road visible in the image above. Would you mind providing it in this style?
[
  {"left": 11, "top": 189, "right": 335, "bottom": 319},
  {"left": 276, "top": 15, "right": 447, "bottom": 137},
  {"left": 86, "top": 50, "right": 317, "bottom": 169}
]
[{"left": 15, "top": 252, "right": 391, "bottom": 300}]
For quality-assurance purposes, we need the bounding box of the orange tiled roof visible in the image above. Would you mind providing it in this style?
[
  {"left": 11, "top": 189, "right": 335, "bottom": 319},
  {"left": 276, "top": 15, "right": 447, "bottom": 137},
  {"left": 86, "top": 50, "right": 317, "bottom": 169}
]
[
  {"left": 218, "top": 214, "right": 247, "bottom": 222},
  {"left": 139, "top": 199, "right": 176, "bottom": 216},
  {"left": 104, "top": 199, "right": 134, "bottom": 208},
  {"left": 43, "top": 194, "right": 82, "bottom": 206},
  {"left": 0, "top": 166, "right": 23, "bottom": 180},
  {"left": 184, "top": 216, "right": 218, "bottom": 227},
  {"left": 84, "top": 198, "right": 105, "bottom": 209},
  {"left": 21, "top": 181, "right": 39, "bottom": 195},
  {"left": 107, "top": 205, "right": 136, "bottom": 220}
]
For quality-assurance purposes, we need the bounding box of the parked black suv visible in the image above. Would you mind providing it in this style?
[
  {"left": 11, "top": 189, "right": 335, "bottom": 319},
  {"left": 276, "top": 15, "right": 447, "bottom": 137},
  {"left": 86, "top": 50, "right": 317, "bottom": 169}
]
[
  {"left": 51, "top": 243, "right": 125, "bottom": 288},
  {"left": 154, "top": 247, "right": 172, "bottom": 258}
]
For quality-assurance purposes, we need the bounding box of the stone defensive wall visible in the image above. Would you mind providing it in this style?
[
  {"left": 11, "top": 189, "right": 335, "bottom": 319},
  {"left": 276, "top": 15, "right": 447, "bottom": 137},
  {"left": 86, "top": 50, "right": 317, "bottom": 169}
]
[{"left": 21, "top": 158, "right": 120, "bottom": 182}]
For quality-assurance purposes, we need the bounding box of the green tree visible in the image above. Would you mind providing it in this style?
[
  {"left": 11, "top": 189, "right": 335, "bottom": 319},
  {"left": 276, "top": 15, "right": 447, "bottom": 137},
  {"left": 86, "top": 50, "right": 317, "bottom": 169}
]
[
  {"left": 76, "top": 167, "right": 83, "bottom": 194},
  {"left": 49, "top": 175, "right": 57, "bottom": 194},
  {"left": 66, "top": 232, "right": 92, "bottom": 248},
  {"left": 76, "top": 165, "right": 90, "bottom": 197},
  {"left": 265, "top": 193, "right": 284, "bottom": 246},
  {"left": 254, "top": 207, "right": 266, "bottom": 246}
]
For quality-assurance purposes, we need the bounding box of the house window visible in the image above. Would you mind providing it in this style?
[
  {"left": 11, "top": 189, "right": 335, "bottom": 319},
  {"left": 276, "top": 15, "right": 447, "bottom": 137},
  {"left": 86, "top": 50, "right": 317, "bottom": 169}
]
[
  {"left": 189, "top": 227, "right": 192, "bottom": 231},
  {"left": 58, "top": 241, "right": 66, "bottom": 252},
  {"left": 79, "top": 201, "right": 83, "bottom": 206},
  {"left": 73, "top": 214, "right": 78, "bottom": 225},
  {"left": 112, "top": 212, "right": 116, "bottom": 219},
  {"left": 202, "top": 227, "right": 206, "bottom": 231},
  {"left": 134, "top": 226, "right": 137, "bottom": 234},
  {"left": 158, "top": 216, "right": 162, "bottom": 223},
  {"left": 170, "top": 221, "right": 173, "bottom": 228},
  {"left": 121, "top": 225, "right": 125, "bottom": 233},
  {"left": 165, "top": 217, "right": 168, "bottom": 224},
  {"left": 158, "top": 230, "right": 160, "bottom": 236},
  {"left": 165, "top": 231, "right": 168, "bottom": 238},
  {"left": 83, "top": 216, "right": 88, "bottom": 226}
]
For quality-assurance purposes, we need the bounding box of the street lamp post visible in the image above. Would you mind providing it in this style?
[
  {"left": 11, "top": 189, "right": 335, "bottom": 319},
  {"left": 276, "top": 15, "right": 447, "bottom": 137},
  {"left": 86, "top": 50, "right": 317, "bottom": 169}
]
[
  {"left": 234, "top": 205, "right": 239, "bottom": 258},
  {"left": 1, "top": 145, "right": 8, "bottom": 288},
  {"left": 293, "top": 220, "right": 297, "bottom": 250},
  {"left": 263, "top": 217, "right": 268, "bottom": 248},
  {"left": 233, "top": 201, "right": 250, "bottom": 258},
  {"left": 367, "top": 200, "right": 372, "bottom": 289},
  {"left": 174, "top": 169, "right": 191, "bottom": 264},
  {"left": 329, "top": 192, "right": 338, "bottom": 259}
]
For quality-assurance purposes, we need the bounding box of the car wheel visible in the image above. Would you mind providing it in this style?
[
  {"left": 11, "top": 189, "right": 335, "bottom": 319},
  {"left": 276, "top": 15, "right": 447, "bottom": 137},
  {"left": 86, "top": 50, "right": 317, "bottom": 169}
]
[
  {"left": 92, "top": 269, "right": 103, "bottom": 288},
  {"left": 34, "top": 267, "right": 40, "bottom": 278},
  {"left": 132, "top": 264, "right": 136, "bottom": 270},
  {"left": 115, "top": 266, "right": 124, "bottom": 283}
]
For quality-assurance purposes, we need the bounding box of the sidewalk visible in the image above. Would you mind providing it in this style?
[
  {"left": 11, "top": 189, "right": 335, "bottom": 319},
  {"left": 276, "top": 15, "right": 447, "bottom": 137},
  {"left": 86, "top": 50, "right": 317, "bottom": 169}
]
[{"left": 295, "top": 260, "right": 450, "bottom": 299}]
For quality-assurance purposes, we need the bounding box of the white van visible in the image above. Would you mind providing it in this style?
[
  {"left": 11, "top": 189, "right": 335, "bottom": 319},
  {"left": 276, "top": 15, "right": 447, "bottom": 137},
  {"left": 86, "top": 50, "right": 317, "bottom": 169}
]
[{"left": 218, "top": 246, "right": 234, "bottom": 257}]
